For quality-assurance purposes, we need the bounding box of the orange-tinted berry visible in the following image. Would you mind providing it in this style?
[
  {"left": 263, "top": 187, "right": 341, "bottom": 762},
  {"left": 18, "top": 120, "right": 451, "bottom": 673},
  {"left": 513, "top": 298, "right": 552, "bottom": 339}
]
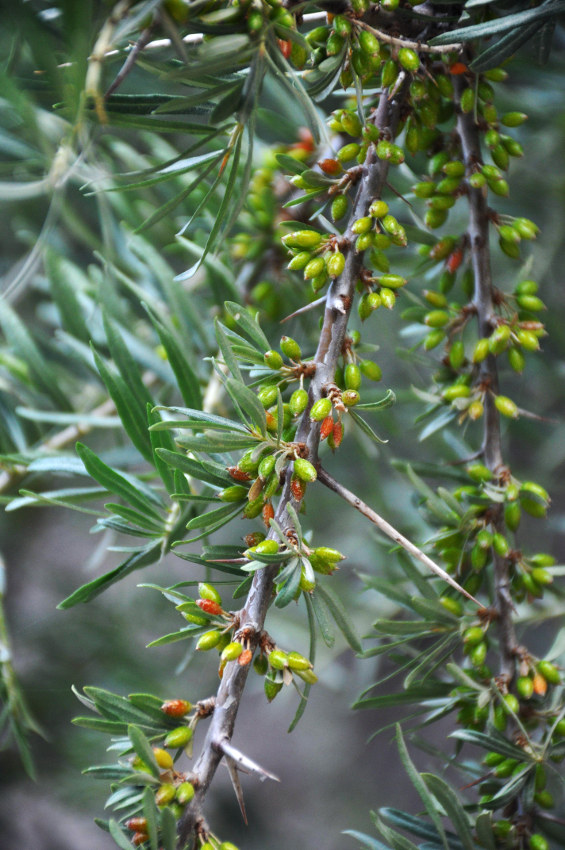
[
  {"left": 160, "top": 699, "right": 191, "bottom": 718},
  {"left": 196, "top": 599, "right": 223, "bottom": 616}
]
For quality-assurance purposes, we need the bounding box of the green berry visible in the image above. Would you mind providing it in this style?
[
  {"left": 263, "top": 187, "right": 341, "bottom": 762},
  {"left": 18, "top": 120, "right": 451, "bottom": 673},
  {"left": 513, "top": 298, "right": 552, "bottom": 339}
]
[
  {"left": 310, "top": 397, "right": 332, "bottom": 421},
  {"left": 280, "top": 336, "right": 302, "bottom": 360},
  {"left": 294, "top": 458, "right": 317, "bottom": 482},
  {"left": 164, "top": 726, "right": 193, "bottom": 748},
  {"left": 268, "top": 649, "right": 288, "bottom": 669},
  {"left": 176, "top": 781, "right": 195, "bottom": 804},
  {"left": 264, "top": 349, "right": 283, "bottom": 369}
]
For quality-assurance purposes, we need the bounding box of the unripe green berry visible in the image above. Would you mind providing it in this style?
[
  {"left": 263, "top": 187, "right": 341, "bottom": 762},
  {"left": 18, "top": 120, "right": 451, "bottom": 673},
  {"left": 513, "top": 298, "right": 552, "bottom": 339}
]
[
  {"left": 280, "top": 336, "right": 301, "bottom": 360},
  {"left": 331, "top": 195, "right": 348, "bottom": 221},
  {"left": 397, "top": 47, "right": 419, "bottom": 71},
  {"left": 359, "top": 359, "right": 382, "bottom": 381},
  {"left": 253, "top": 653, "right": 268, "bottom": 675},
  {"left": 294, "top": 457, "right": 317, "bottom": 482},
  {"left": 155, "top": 783, "right": 176, "bottom": 806},
  {"left": 176, "top": 781, "right": 195, "bottom": 804},
  {"left": 164, "top": 726, "right": 193, "bottom": 748},
  {"left": 310, "top": 397, "right": 332, "bottom": 421},
  {"left": 222, "top": 642, "right": 243, "bottom": 662},
  {"left": 282, "top": 230, "right": 322, "bottom": 249},
  {"left": 199, "top": 582, "right": 221, "bottom": 605},
  {"left": 337, "top": 143, "right": 361, "bottom": 164},
  {"left": 369, "top": 199, "right": 389, "bottom": 218},
  {"left": 495, "top": 395, "right": 519, "bottom": 418},
  {"left": 516, "top": 676, "right": 534, "bottom": 699},
  {"left": 342, "top": 389, "right": 360, "bottom": 406},
  {"left": 304, "top": 257, "right": 326, "bottom": 280},
  {"left": 264, "top": 349, "right": 284, "bottom": 370},
  {"left": 537, "top": 660, "right": 561, "bottom": 685},
  {"left": 197, "top": 630, "right": 223, "bottom": 651},
  {"left": 269, "top": 649, "right": 288, "bottom": 669},
  {"left": 287, "top": 651, "right": 311, "bottom": 671},
  {"left": 219, "top": 485, "right": 248, "bottom": 502},
  {"left": 327, "top": 251, "right": 346, "bottom": 278},
  {"left": 352, "top": 216, "right": 373, "bottom": 235},
  {"left": 344, "top": 363, "right": 362, "bottom": 390},
  {"left": 289, "top": 388, "right": 309, "bottom": 416},
  {"left": 380, "top": 288, "right": 396, "bottom": 309},
  {"left": 287, "top": 251, "right": 312, "bottom": 271},
  {"left": 258, "top": 385, "right": 279, "bottom": 408}
]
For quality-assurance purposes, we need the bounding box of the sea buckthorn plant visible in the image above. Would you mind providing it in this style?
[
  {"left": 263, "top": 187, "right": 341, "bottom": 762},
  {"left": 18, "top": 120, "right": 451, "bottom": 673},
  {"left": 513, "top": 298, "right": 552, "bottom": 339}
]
[{"left": 1, "top": 1, "right": 565, "bottom": 849}]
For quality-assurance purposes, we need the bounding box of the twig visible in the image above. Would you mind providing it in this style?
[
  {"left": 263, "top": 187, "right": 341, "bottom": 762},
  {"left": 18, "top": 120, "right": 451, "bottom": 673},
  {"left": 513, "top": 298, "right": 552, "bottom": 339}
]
[
  {"left": 317, "top": 467, "right": 481, "bottom": 606},
  {"left": 104, "top": 24, "right": 156, "bottom": 99},
  {"left": 455, "top": 75, "right": 517, "bottom": 682},
  {"left": 356, "top": 20, "right": 463, "bottom": 55},
  {"left": 177, "top": 83, "right": 408, "bottom": 849}
]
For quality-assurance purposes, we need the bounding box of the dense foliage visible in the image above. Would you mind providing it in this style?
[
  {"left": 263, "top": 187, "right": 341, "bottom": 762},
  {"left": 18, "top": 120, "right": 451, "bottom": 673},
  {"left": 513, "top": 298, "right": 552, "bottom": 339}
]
[{"left": 2, "top": 2, "right": 565, "bottom": 849}]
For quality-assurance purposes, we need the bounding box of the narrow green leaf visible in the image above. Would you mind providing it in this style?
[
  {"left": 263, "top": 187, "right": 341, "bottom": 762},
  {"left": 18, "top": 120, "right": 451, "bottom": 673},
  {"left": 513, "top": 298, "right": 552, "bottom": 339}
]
[
  {"left": 371, "top": 813, "right": 420, "bottom": 850},
  {"left": 152, "top": 405, "right": 248, "bottom": 433},
  {"left": 379, "top": 809, "right": 462, "bottom": 850},
  {"left": 72, "top": 717, "right": 129, "bottom": 734},
  {"left": 109, "top": 818, "right": 138, "bottom": 850},
  {"left": 449, "top": 729, "right": 532, "bottom": 761},
  {"left": 58, "top": 541, "right": 163, "bottom": 608},
  {"left": 342, "top": 830, "right": 392, "bottom": 850},
  {"left": 145, "top": 305, "right": 202, "bottom": 409},
  {"left": 142, "top": 785, "right": 159, "bottom": 850},
  {"left": 225, "top": 376, "right": 266, "bottom": 433},
  {"left": 310, "top": 589, "right": 335, "bottom": 647},
  {"left": 146, "top": 625, "right": 203, "bottom": 648},
  {"left": 349, "top": 410, "right": 388, "bottom": 444},
  {"left": 474, "top": 813, "right": 496, "bottom": 850},
  {"left": 429, "top": 1, "right": 565, "bottom": 43},
  {"left": 288, "top": 593, "right": 317, "bottom": 733},
  {"left": 422, "top": 774, "right": 474, "bottom": 850},
  {"left": 0, "top": 299, "right": 71, "bottom": 410},
  {"left": 186, "top": 502, "right": 243, "bottom": 530},
  {"left": 104, "top": 503, "right": 164, "bottom": 534},
  {"left": 45, "top": 250, "right": 90, "bottom": 343},
  {"left": 147, "top": 405, "right": 176, "bottom": 496},
  {"left": 155, "top": 448, "right": 232, "bottom": 488},
  {"left": 215, "top": 319, "right": 243, "bottom": 381},
  {"left": 224, "top": 302, "right": 270, "bottom": 351},
  {"left": 395, "top": 726, "right": 448, "bottom": 850},
  {"left": 355, "top": 389, "right": 396, "bottom": 412},
  {"left": 315, "top": 583, "right": 362, "bottom": 653},
  {"left": 128, "top": 725, "right": 160, "bottom": 777},
  {"left": 91, "top": 348, "right": 154, "bottom": 463},
  {"left": 76, "top": 443, "right": 164, "bottom": 520},
  {"left": 274, "top": 562, "right": 302, "bottom": 608},
  {"left": 160, "top": 806, "right": 177, "bottom": 850}
]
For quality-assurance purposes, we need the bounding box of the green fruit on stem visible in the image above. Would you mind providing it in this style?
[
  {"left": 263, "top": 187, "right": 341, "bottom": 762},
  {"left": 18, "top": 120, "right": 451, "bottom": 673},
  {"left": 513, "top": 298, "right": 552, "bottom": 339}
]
[
  {"left": 294, "top": 458, "right": 317, "bottom": 482},
  {"left": 164, "top": 726, "right": 193, "bottom": 748},
  {"left": 176, "top": 782, "right": 195, "bottom": 804}
]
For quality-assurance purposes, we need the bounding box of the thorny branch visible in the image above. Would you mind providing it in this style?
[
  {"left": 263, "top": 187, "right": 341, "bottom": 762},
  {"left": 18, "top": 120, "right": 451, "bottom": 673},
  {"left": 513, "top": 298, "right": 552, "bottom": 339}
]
[
  {"left": 455, "top": 75, "right": 517, "bottom": 683},
  {"left": 177, "top": 86, "right": 406, "bottom": 848},
  {"left": 317, "top": 468, "right": 481, "bottom": 606}
]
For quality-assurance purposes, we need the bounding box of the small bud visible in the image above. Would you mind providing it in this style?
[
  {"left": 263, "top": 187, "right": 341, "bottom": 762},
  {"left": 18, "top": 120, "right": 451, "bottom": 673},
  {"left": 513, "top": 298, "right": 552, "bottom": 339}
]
[
  {"left": 126, "top": 818, "right": 148, "bottom": 833},
  {"left": 262, "top": 502, "right": 275, "bottom": 527}
]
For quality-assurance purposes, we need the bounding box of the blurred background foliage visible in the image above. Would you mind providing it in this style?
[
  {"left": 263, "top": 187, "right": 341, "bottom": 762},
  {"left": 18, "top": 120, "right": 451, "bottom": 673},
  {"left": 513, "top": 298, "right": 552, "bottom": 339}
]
[{"left": 1, "top": 3, "right": 565, "bottom": 849}]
